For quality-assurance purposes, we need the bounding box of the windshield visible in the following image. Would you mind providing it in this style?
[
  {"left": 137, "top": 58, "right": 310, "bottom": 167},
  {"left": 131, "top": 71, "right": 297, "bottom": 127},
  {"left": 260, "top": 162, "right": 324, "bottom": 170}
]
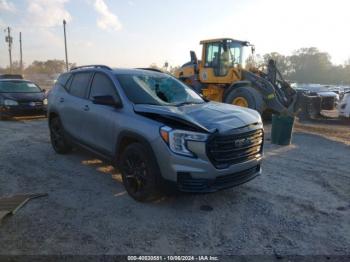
[
  {"left": 225, "top": 41, "right": 243, "bottom": 66},
  {"left": 116, "top": 73, "right": 204, "bottom": 106},
  {"left": 241, "top": 46, "right": 251, "bottom": 69},
  {"left": 0, "top": 81, "right": 42, "bottom": 93}
]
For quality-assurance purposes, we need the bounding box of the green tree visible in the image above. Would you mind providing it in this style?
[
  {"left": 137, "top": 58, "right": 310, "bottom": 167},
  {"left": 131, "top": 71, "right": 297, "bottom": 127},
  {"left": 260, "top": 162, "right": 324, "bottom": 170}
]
[
  {"left": 148, "top": 63, "right": 180, "bottom": 75},
  {"left": 149, "top": 63, "right": 162, "bottom": 70},
  {"left": 245, "top": 54, "right": 265, "bottom": 70},
  {"left": 288, "top": 47, "right": 332, "bottom": 83},
  {"left": 263, "top": 52, "right": 290, "bottom": 77},
  {"left": 25, "top": 60, "right": 65, "bottom": 74},
  {"left": 0, "top": 61, "right": 23, "bottom": 74}
]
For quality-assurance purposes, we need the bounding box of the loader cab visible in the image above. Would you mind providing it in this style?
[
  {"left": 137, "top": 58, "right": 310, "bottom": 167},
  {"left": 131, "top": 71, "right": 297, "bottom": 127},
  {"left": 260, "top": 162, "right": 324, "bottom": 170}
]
[{"left": 199, "top": 38, "right": 250, "bottom": 83}]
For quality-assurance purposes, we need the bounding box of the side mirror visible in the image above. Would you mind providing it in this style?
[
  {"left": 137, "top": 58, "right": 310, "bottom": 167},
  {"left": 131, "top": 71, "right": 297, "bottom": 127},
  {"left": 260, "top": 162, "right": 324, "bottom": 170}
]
[
  {"left": 42, "top": 88, "right": 46, "bottom": 93},
  {"left": 93, "top": 95, "right": 122, "bottom": 108}
]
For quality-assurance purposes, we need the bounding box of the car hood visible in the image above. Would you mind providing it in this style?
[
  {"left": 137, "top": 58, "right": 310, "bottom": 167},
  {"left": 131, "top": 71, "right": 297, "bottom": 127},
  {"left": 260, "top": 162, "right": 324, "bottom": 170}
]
[
  {"left": 133, "top": 102, "right": 261, "bottom": 134},
  {"left": 0, "top": 92, "right": 45, "bottom": 102}
]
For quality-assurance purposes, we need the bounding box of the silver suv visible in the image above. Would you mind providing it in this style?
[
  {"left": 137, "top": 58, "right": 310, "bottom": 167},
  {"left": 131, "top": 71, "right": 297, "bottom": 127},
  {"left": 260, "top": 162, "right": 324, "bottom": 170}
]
[{"left": 48, "top": 65, "right": 264, "bottom": 201}]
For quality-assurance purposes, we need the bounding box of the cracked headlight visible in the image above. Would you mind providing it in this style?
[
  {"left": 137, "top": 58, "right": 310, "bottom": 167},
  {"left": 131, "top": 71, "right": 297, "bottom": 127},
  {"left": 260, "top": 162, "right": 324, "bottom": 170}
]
[
  {"left": 4, "top": 99, "right": 18, "bottom": 106},
  {"left": 160, "top": 126, "right": 208, "bottom": 157}
]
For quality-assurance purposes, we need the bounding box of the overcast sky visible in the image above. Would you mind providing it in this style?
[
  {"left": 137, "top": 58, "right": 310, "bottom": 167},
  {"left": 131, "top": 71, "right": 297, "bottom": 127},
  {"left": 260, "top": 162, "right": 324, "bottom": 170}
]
[{"left": 0, "top": 0, "right": 349, "bottom": 68}]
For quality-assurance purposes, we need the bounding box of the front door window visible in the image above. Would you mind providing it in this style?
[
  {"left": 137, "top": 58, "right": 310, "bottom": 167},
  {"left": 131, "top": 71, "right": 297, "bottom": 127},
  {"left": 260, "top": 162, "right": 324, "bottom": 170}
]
[{"left": 205, "top": 43, "right": 220, "bottom": 74}]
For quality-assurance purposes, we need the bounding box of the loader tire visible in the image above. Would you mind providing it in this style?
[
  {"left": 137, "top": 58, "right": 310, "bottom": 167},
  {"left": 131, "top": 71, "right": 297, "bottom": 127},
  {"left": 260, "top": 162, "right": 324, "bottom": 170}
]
[{"left": 224, "top": 86, "right": 264, "bottom": 114}]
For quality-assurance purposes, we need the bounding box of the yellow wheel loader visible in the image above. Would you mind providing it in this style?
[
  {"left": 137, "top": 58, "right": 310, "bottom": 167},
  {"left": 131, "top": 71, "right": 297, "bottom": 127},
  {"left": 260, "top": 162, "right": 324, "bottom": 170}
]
[{"left": 174, "top": 38, "right": 297, "bottom": 116}]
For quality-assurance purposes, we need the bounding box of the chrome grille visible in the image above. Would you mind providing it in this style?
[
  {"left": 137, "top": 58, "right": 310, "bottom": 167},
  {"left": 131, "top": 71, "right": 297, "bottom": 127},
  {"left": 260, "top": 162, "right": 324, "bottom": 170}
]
[
  {"left": 207, "top": 129, "right": 264, "bottom": 168},
  {"left": 18, "top": 101, "right": 43, "bottom": 106}
]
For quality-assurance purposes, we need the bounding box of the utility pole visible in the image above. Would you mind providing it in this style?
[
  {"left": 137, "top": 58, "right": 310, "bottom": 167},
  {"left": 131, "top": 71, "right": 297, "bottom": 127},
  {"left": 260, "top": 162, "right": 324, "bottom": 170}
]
[
  {"left": 5, "top": 27, "right": 13, "bottom": 73},
  {"left": 19, "top": 32, "right": 23, "bottom": 73},
  {"left": 63, "top": 20, "right": 69, "bottom": 71}
]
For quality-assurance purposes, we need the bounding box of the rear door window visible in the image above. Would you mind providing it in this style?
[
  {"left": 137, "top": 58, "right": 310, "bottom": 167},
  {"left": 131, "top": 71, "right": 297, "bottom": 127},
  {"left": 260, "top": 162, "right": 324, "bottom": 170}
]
[{"left": 68, "top": 72, "right": 92, "bottom": 98}]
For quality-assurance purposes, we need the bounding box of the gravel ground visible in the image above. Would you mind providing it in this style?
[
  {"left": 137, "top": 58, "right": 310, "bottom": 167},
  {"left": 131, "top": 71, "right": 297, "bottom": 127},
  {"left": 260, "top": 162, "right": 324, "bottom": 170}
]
[{"left": 0, "top": 117, "right": 349, "bottom": 256}]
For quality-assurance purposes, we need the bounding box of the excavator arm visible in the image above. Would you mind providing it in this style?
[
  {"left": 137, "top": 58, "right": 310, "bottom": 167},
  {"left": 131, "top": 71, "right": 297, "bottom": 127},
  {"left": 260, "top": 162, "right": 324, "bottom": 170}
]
[{"left": 242, "top": 60, "right": 298, "bottom": 115}]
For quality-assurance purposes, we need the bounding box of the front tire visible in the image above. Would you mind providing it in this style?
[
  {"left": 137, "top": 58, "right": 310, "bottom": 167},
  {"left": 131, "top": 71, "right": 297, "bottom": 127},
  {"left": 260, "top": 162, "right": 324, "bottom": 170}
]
[
  {"left": 224, "top": 86, "right": 264, "bottom": 114},
  {"left": 119, "top": 143, "right": 161, "bottom": 202},
  {"left": 49, "top": 117, "right": 72, "bottom": 154}
]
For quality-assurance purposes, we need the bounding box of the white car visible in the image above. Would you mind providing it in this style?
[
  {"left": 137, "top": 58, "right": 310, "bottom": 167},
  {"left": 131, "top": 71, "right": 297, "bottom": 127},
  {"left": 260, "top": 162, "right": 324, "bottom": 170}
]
[{"left": 338, "top": 92, "right": 350, "bottom": 118}]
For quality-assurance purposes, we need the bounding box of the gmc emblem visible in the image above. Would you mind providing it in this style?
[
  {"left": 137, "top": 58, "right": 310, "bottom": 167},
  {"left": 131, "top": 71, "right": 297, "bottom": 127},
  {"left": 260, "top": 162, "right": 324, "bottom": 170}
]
[{"left": 234, "top": 138, "right": 251, "bottom": 147}]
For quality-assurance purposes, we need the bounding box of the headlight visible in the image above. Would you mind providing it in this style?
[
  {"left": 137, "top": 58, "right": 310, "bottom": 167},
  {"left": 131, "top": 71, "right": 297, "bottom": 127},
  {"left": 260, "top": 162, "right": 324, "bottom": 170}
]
[
  {"left": 4, "top": 99, "right": 18, "bottom": 106},
  {"left": 43, "top": 98, "right": 48, "bottom": 105},
  {"left": 255, "top": 111, "right": 262, "bottom": 124},
  {"left": 160, "top": 126, "right": 208, "bottom": 157}
]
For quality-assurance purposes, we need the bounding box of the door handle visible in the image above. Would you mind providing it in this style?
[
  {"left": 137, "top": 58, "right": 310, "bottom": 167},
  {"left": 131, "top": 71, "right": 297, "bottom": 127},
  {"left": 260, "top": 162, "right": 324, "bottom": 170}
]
[
  {"left": 83, "top": 105, "right": 90, "bottom": 111},
  {"left": 59, "top": 97, "right": 64, "bottom": 103}
]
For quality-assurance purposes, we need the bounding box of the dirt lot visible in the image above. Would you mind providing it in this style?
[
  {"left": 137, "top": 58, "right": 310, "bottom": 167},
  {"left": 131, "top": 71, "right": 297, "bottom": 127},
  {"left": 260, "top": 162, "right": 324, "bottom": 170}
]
[{"left": 0, "top": 117, "right": 349, "bottom": 256}]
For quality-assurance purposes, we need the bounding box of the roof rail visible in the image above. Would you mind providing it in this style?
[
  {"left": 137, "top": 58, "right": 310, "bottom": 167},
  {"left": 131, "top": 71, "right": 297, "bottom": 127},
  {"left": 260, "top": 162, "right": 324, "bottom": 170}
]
[
  {"left": 70, "top": 65, "right": 112, "bottom": 71},
  {"left": 136, "top": 68, "right": 163, "bottom": 73}
]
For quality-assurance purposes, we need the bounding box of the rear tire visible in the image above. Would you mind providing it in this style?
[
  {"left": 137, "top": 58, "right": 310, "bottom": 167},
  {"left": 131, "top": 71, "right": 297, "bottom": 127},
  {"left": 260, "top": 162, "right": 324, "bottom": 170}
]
[
  {"left": 49, "top": 117, "right": 72, "bottom": 154},
  {"left": 224, "top": 86, "right": 264, "bottom": 114},
  {"left": 119, "top": 143, "right": 161, "bottom": 202}
]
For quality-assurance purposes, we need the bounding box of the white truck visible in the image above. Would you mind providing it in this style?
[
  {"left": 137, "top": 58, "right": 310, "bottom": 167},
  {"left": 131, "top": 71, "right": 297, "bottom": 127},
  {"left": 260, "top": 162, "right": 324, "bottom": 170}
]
[{"left": 338, "top": 91, "right": 350, "bottom": 118}]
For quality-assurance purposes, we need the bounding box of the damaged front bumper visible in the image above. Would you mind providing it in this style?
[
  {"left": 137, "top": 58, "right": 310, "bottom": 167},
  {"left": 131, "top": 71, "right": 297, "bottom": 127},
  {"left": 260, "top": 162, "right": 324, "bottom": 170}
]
[
  {"left": 152, "top": 128, "right": 263, "bottom": 193},
  {"left": 175, "top": 165, "right": 261, "bottom": 192}
]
